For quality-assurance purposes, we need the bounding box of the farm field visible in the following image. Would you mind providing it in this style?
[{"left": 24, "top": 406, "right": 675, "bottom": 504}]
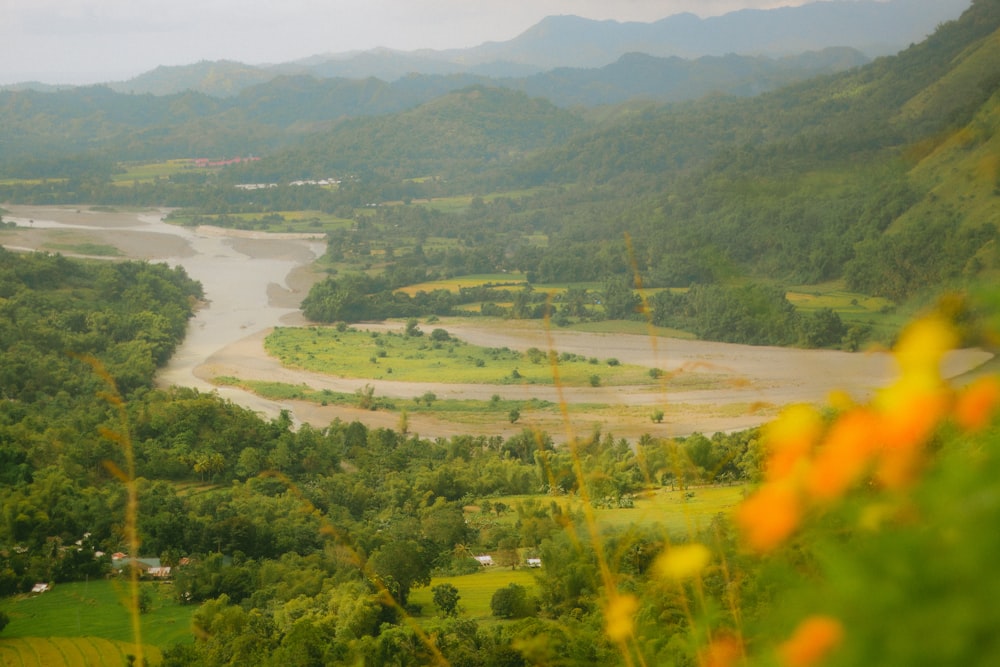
[
  {"left": 0, "top": 637, "right": 158, "bottom": 667},
  {"left": 0, "top": 579, "right": 193, "bottom": 650}
]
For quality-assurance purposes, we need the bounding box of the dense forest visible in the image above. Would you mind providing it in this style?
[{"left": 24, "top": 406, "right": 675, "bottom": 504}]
[{"left": 3, "top": 1, "right": 1000, "bottom": 665}]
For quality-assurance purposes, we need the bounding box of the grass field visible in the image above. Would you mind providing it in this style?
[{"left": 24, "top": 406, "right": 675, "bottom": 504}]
[
  {"left": 265, "top": 325, "right": 665, "bottom": 387},
  {"left": 489, "top": 484, "right": 746, "bottom": 537},
  {"left": 409, "top": 569, "right": 539, "bottom": 620},
  {"left": 0, "top": 636, "right": 159, "bottom": 667},
  {"left": 111, "top": 159, "right": 212, "bottom": 184},
  {"left": 0, "top": 579, "right": 194, "bottom": 650}
]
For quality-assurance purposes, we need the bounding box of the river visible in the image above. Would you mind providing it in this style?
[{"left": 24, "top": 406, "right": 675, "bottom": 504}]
[{"left": 1, "top": 205, "right": 993, "bottom": 439}]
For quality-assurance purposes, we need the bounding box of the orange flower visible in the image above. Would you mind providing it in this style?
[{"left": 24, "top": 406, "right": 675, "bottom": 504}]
[
  {"left": 778, "top": 615, "right": 844, "bottom": 667},
  {"left": 737, "top": 481, "right": 801, "bottom": 552},
  {"left": 765, "top": 404, "right": 822, "bottom": 482},
  {"left": 805, "top": 408, "right": 879, "bottom": 502},
  {"left": 875, "top": 380, "right": 949, "bottom": 489},
  {"left": 700, "top": 633, "right": 744, "bottom": 667},
  {"left": 954, "top": 375, "right": 1000, "bottom": 432}
]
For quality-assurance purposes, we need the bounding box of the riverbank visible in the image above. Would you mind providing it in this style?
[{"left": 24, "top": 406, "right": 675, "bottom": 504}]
[{"left": 1, "top": 204, "right": 993, "bottom": 441}]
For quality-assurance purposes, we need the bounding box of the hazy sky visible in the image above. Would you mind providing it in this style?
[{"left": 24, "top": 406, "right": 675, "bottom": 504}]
[{"left": 0, "top": 0, "right": 836, "bottom": 84}]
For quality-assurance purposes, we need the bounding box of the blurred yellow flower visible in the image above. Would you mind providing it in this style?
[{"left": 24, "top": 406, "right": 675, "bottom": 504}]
[
  {"left": 765, "top": 404, "right": 822, "bottom": 482},
  {"left": 954, "top": 375, "right": 1000, "bottom": 432},
  {"left": 654, "top": 542, "right": 711, "bottom": 581},
  {"left": 778, "top": 615, "right": 844, "bottom": 667},
  {"left": 604, "top": 592, "right": 639, "bottom": 643},
  {"left": 737, "top": 482, "right": 801, "bottom": 552},
  {"left": 893, "top": 316, "right": 957, "bottom": 378}
]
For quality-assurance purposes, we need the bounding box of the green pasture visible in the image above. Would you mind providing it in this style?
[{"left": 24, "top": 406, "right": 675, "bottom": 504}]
[
  {"left": 111, "top": 159, "right": 210, "bottom": 184},
  {"left": 265, "top": 325, "right": 663, "bottom": 387},
  {"left": 0, "top": 636, "right": 159, "bottom": 667},
  {"left": 415, "top": 187, "right": 552, "bottom": 214},
  {"left": 409, "top": 569, "right": 539, "bottom": 619},
  {"left": 489, "top": 485, "right": 746, "bottom": 537},
  {"left": 0, "top": 579, "right": 194, "bottom": 649}
]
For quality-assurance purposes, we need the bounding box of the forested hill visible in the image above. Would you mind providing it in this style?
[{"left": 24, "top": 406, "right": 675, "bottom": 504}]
[
  {"left": 229, "top": 0, "right": 1000, "bottom": 299},
  {"left": 0, "top": 48, "right": 869, "bottom": 169},
  {"left": 1, "top": 0, "right": 999, "bottom": 307},
  {"left": 495, "top": 0, "right": 1000, "bottom": 294}
]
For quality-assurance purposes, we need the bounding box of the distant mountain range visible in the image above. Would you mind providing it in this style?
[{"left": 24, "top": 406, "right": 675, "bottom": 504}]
[{"left": 83, "top": 0, "right": 968, "bottom": 97}]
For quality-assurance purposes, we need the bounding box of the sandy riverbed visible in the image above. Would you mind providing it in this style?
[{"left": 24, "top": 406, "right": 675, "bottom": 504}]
[{"left": 2, "top": 204, "right": 993, "bottom": 441}]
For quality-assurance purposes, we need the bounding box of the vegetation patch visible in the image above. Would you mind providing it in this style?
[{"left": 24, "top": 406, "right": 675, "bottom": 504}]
[
  {"left": 41, "top": 242, "right": 122, "bottom": 257},
  {"left": 264, "top": 325, "right": 662, "bottom": 386},
  {"left": 395, "top": 274, "right": 528, "bottom": 296}
]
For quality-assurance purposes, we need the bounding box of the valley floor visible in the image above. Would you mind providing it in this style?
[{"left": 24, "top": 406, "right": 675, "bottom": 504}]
[{"left": 2, "top": 204, "right": 993, "bottom": 441}]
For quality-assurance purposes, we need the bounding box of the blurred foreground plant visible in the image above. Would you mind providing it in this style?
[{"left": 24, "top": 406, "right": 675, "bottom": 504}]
[{"left": 594, "top": 290, "right": 1000, "bottom": 667}]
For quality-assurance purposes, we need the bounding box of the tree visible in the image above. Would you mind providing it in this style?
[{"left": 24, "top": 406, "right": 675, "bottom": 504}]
[
  {"left": 490, "top": 583, "right": 535, "bottom": 619},
  {"left": 800, "top": 307, "right": 847, "bottom": 348},
  {"left": 432, "top": 583, "right": 461, "bottom": 617},
  {"left": 601, "top": 276, "right": 640, "bottom": 320},
  {"left": 405, "top": 319, "right": 423, "bottom": 337},
  {"left": 369, "top": 537, "right": 433, "bottom": 606}
]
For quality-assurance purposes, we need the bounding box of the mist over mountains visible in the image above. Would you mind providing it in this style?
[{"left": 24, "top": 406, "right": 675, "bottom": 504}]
[{"left": 4, "top": 0, "right": 968, "bottom": 99}]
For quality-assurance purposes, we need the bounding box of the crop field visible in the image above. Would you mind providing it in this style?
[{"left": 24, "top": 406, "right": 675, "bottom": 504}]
[
  {"left": 0, "top": 579, "right": 194, "bottom": 649},
  {"left": 394, "top": 274, "right": 528, "bottom": 295},
  {"left": 786, "top": 280, "right": 911, "bottom": 344},
  {"left": 0, "top": 637, "right": 159, "bottom": 667},
  {"left": 265, "top": 326, "right": 664, "bottom": 387}
]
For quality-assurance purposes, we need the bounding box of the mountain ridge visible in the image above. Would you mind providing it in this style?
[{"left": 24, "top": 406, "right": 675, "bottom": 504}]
[{"left": 0, "top": 0, "right": 964, "bottom": 97}]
